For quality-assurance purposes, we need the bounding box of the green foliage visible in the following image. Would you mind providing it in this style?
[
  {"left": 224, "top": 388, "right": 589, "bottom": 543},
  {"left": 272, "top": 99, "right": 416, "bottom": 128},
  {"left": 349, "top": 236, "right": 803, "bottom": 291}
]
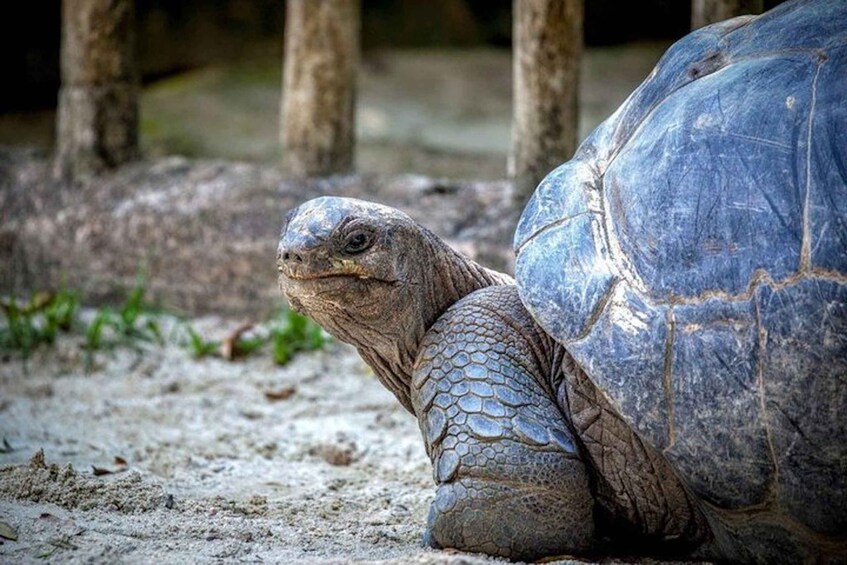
[
  {"left": 83, "top": 278, "right": 163, "bottom": 352},
  {"left": 2, "top": 280, "right": 328, "bottom": 369},
  {"left": 182, "top": 309, "right": 329, "bottom": 365},
  {"left": 44, "top": 290, "right": 79, "bottom": 334},
  {"left": 0, "top": 290, "right": 80, "bottom": 361},
  {"left": 84, "top": 309, "right": 111, "bottom": 352},
  {"left": 186, "top": 326, "right": 219, "bottom": 359},
  {"left": 235, "top": 334, "right": 267, "bottom": 357},
  {"left": 80, "top": 277, "right": 165, "bottom": 371},
  {"left": 270, "top": 309, "right": 328, "bottom": 366},
  {"left": 0, "top": 297, "right": 34, "bottom": 359}
]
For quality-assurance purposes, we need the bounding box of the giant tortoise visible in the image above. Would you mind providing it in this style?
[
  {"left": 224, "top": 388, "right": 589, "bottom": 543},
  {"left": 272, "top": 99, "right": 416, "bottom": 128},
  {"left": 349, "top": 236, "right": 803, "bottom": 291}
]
[{"left": 277, "top": 0, "right": 846, "bottom": 561}]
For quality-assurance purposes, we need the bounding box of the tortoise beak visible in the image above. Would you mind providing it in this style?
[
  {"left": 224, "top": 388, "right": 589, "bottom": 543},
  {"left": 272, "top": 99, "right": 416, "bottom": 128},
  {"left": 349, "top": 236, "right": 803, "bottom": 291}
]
[
  {"left": 277, "top": 234, "right": 329, "bottom": 281},
  {"left": 277, "top": 231, "right": 371, "bottom": 281},
  {"left": 278, "top": 202, "right": 331, "bottom": 280}
]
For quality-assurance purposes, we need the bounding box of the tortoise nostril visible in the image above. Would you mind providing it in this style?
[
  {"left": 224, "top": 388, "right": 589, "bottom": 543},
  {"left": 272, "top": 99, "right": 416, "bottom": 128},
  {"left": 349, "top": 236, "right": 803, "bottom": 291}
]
[{"left": 281, "top": 249, "right": 304, "bottom": 263}]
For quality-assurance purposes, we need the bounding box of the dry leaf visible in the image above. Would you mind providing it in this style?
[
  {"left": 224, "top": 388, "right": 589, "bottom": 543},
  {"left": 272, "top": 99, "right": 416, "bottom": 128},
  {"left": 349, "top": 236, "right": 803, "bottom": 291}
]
[
  {"left": 220, "top": 322, "right": 254, "bottom": 360},
  {"left": 310, "top": 443, "right": 356, "bottom": 466},
  {"left": 264, "top": 385, "right": 297, "bottom": 402},
  {"left": 0, "top": 521, "right": 17, "bottom": 541},
  {"left": 92, "top": 458, "right": 129, "bottom": 476},
  {"left": 29, "top": 292, "right": 54, "bottom": 312}
]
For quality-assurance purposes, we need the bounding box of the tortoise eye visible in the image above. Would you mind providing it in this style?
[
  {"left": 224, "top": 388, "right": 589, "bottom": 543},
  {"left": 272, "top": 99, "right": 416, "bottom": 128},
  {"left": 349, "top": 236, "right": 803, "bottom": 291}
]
[{"left": 343, "top": 230, "right": 373, "bottom": 255}]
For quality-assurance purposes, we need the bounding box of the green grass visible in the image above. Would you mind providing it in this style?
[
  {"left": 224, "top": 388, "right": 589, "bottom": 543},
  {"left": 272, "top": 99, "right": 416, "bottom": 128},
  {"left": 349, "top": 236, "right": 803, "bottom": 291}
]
[
  {"left": 270, "top": 309, "right": 328, "bottom": 366},
  {"left": 186, "top": 326, "right": 219, "bottom": 359},
  {"left": 2, "top": 279, "right": 329, "bottom": 370},
  {"left": 0, "top": 290, "right": 80, "bottom": 364},
  {"left": 80, "top": 277, "right": 164, "bottom": 370},
  {"left": 183, "top": 308, "right": 329, "bottom": 365}
]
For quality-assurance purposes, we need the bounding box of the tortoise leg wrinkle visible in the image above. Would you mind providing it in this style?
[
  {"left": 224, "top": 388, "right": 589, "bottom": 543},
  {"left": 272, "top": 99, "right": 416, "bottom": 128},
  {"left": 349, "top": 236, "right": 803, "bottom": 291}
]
[{"left": 410, "top": 286, "right": 594, "bottom": 561}]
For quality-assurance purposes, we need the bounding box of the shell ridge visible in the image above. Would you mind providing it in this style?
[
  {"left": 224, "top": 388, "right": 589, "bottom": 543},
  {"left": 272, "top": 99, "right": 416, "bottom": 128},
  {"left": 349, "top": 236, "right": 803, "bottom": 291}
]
[
  {"left": 514, "top": 210, "right": 595, "bottom": 256},
  {"left": 556, "top": 277, "right": 621, "bottom": 345},
  {"left": 598, "top": 165, "right": 649, "bottom": 296},
  {"left": 800, "top": 58, "right": 825, "bottom": 272},
  {"left": 661, "top": 267, "right": 847, "bottom": 307},
  {"left": 663, "top": 307, "right": 677, "bottom": 450}
]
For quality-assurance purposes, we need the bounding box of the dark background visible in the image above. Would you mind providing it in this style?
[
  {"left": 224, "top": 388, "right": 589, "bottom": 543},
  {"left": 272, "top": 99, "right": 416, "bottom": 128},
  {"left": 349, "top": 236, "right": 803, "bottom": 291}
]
[{"left": 2, "top": 0, "right": 786, "bottom": 114}]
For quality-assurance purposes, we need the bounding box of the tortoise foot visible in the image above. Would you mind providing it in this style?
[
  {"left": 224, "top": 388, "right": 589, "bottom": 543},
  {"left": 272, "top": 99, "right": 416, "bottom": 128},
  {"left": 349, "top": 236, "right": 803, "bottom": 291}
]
[{"left": 424, "top": 476, "right": 593, "bottom": 561}]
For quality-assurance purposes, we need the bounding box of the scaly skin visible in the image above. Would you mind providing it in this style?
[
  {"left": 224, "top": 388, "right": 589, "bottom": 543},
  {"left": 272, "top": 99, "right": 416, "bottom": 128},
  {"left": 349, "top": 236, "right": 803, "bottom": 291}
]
[
  {"left": 278, "top": 197, "right": 705, "bottom": 560},
  {"left": 411, "top": 285, "right": 594, "bottom": 559}
]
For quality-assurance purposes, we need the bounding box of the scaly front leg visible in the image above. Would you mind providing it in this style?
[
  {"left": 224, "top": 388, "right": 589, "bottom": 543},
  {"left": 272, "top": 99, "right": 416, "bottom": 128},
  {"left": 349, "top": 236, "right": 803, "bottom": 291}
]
[{"left": 410, "top": 285, "right": 595, "bottom": 561}]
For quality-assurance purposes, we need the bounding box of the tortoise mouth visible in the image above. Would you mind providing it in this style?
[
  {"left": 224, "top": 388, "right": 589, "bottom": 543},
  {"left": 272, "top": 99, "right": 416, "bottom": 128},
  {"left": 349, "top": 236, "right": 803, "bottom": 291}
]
[
  {"left": 280, "top": 267, "right": 399, "bottom": 286},
  {"left": 278, "top": 257, "right": 367, "bottom": 280},
  {"left": 280, "top": 269, "right": 402, "bottom": 315},
  {"left": 283, "top": 270, "right": 367, "bottom": 282}
]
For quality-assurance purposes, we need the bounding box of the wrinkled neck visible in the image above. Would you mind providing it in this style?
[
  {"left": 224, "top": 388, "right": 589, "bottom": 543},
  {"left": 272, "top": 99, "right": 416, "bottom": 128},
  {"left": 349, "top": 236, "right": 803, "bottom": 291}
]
[
  {"left": 421, "top": 227, "right": 513, "bottom": 333},
  {"left": 359, "top": 228, "right": 512, "bottom": 412}
]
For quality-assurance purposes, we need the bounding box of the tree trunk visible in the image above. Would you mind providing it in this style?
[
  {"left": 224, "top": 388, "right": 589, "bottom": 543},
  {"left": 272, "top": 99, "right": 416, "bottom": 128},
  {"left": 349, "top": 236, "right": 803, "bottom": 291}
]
[
  {"left": 55, "top": 0, "right": 138, "bottom": 179},
  {"left": 280, "top": 0, "right": 359, "bottom": 178},
  {"left": 511, "top": 0, "right": 583, "bottom": 211},
  {"left": 691, "top": 0, "right": 764, "bottom": 29}
]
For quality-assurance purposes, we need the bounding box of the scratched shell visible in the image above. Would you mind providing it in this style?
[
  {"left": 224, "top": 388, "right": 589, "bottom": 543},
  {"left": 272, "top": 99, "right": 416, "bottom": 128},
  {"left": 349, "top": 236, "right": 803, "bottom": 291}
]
[{"left": 515, "top": 0, "right": 846, "bottom": 534}]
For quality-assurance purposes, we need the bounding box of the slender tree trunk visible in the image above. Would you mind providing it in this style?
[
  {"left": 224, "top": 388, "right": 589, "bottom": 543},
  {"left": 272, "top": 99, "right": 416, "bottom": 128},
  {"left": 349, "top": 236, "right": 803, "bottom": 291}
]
[
  {"left": 511, "top": 0, "right": 583, "bottom": 211},
  {"left": 55, "top": 0, "right": 138, "bottom": 179},
  {"left": 280, "top": 0, "right": 359, "bottom": 178},
  {"left": 691, "top": 0, "right": 764, "bottom": 29}
]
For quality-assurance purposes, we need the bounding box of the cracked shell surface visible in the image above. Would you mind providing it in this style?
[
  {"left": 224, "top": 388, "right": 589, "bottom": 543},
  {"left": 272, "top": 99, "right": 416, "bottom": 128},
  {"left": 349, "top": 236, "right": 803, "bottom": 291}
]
[{"left": 515, "top": 0, "right": 847, "bottom": 536}]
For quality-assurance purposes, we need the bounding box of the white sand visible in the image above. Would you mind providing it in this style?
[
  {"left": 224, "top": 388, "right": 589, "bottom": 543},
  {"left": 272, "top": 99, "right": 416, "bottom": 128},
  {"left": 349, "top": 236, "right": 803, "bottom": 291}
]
[{"left": 0, "top": 315, "right": 515, "bottom": 564}]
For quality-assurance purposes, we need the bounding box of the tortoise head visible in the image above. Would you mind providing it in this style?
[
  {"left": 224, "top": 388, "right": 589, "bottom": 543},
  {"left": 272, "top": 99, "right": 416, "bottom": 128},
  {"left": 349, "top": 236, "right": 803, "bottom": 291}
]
[
  {"left": 277, "top": 196, "right": 511, "bottom": 411},
  {"left": 277, "top": 196, "right": 434, "bottom": 347}
]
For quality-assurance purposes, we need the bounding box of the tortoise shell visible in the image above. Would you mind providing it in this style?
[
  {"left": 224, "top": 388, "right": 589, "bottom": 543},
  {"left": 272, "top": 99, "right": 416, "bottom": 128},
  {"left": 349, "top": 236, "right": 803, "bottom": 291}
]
[{"left": 515, "top": 0, "right": 846, "bottom": 536}]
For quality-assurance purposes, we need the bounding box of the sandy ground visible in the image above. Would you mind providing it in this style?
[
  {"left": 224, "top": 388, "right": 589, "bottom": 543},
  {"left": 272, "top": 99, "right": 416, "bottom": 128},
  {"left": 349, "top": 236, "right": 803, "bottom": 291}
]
[{"left": 0, "top": 314, "right": 532, "bottom": 564}]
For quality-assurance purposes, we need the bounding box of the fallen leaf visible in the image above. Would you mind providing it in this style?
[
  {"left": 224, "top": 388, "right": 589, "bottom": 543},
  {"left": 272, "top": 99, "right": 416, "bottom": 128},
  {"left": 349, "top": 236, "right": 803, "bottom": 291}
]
[
  {"left": 0, "top": 521, "right": 17, "bottom": 541},
  {"left": 92, "top": 459, "right": 129, "bottom": 476},
  {"left": 28, "top": 292, "right": 54, "bottom": 313},
  {"left": 0, "top": 293, "right": 52, "bottom": 315},
  {"left": 91, "top": 465, "right": 113, "bottom": 476},
  {"left": 36, "top": 548, "right": 57, "bottom": 559},
  {"left": 220, "top": 321, "right": 254, "bottom": 360},
  {"left": 310, "top": 443, "right": 356, "bottom": 466},
  {"left": 49, "top": 537, "right": 78, "bottom": 550},
  {"left": 264, "top": 385, "right": 297, "bottom": 402}
]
